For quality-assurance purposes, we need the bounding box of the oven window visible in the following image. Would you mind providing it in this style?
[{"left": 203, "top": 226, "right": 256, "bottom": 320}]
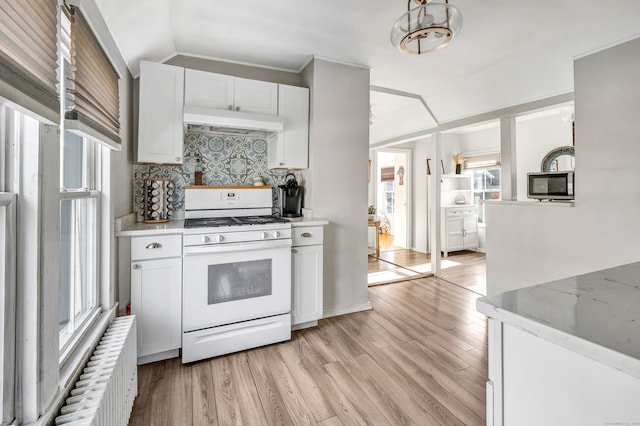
[{"left": 207, "top": 259, "right": 273, "bottom": 304}]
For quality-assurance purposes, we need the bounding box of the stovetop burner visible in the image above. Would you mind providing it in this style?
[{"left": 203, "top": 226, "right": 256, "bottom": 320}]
[{"left": 184, "top": 215, "right": 289, "bottom": 229}]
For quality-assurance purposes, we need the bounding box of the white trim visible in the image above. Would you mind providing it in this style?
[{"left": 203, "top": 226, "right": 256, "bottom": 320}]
[
  {"left": 309, "top": 55, "right": 371, "bottom": 71},
  {"left": 64, "top": 119, "right": 122, "bottom": 151},
  {"left": 0, "top": 193, "right": 17, "bottom": 424},
  {"left": 322, "top": 302, "right": 372, "bottom": 319}
]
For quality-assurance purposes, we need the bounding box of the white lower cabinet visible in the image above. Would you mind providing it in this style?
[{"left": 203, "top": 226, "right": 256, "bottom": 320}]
[
  {"left": 130, "top": 234, "right": 182, "bottom": 364},
  {"left": 441, "top": 206, "right": 478, "bottom": 257},
  {"left": 291, "top": 226, "right": 323, "bottom": 328}
]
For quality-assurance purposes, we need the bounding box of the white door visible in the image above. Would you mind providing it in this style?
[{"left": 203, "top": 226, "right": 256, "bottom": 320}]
[
  {"left": 234, "top": 77, "right": 278, "bottom": 115},
  {"left": 374, "top": 150, "right": 411, "bottom": 250},
  {"left": 291, "top": 245, "right": 323, "bottom": 325},
  {"left": 182, "top": 240, "right": 291, "bottom": 331},
  {"left": 184, "top": 69, "right": 234, "bottom": 111}
]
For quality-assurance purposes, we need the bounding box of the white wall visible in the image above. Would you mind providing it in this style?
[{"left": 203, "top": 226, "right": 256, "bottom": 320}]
[
  {"left": 516, "top": 113, "right": 573, "bottom": 200},
  {"left": 486, "top": 37, "right": 640, "bottom": 295},
  {"left": 459, "top": 125, "right": 500, "bottom": 154},
  {"left": 301, "top": 58, "right": 371, "bottom": 316}
]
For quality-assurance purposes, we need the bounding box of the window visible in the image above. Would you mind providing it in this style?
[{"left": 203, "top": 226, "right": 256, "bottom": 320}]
[
  {"left": 466, "top": 167, "right": 501, "bottom": 224},
  {"left": 384, "top": 180, "right": 395, "bottom": 214},
  {"left": 58, "top": 131, "right": 102, "bottom": 350}
]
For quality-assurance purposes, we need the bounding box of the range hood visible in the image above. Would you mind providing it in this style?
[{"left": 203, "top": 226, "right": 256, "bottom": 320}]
[{"left": 183, "top": 105, "right": 284, "bottom": 136}]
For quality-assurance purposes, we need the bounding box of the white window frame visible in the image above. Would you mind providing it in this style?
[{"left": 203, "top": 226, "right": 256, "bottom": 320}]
[{"left": 0, "top": 191, "right": 17, "bottom": 425}]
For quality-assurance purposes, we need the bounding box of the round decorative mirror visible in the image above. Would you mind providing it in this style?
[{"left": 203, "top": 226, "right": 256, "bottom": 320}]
[{"left": 541, "top": 146, "right": 575, "bottom": 172}]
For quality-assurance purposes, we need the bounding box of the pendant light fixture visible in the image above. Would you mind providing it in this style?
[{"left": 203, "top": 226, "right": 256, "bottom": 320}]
[{"left": 390, "top": 0, "right": 462, "bottom": 54}]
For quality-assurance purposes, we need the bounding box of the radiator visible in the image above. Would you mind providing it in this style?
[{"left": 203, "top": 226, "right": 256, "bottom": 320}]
[{"left": 55, "top": 316, "right": 138, "bottom": 426}]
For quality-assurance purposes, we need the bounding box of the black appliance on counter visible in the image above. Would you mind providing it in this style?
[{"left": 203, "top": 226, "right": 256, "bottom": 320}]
[{"left": 278, "top": 173, "right": 303, "bottom": 218}]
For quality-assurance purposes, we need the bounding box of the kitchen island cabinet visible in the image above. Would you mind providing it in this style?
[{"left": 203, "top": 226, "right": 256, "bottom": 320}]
[
  {"left": 137, "top": 61, "right": 185, "bottom": 164},
  {"left": 130, "top": 233, "right": 182, "bottom": 364},
  {"left": 477, "top": 262, "right": 640, "bottom": 425}
]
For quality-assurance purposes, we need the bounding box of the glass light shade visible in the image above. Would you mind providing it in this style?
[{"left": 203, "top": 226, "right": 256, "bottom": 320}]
[{"left": 390, "top": 2, "right": 462, "bottom": 54}]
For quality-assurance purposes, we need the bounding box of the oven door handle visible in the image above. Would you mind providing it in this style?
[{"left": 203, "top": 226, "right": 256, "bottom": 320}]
[{"left": 183, "top": 239, "right": 292, "bottom": 255}]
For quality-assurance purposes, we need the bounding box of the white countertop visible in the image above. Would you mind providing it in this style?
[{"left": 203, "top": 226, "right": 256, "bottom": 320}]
[
  {"left": 477, "top": 262, "right": 640, "bottom": 379},
  {"left": 116, "top": 220, "right": 185, "bottom": 237},
  {"left": 116, "top": 216, "right": 328, "bottom": 236},
  {"left": 285, "top": 217, "right": 329, "bottom": 227}
]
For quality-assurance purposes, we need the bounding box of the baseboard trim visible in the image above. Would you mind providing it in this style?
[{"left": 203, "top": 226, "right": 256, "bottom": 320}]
[{"left": 323, "top": 301, "right": 373, "bottom": 319}]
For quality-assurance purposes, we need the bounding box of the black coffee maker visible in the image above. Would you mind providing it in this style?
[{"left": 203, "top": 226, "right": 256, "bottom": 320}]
[{"left": 278, "top": 173, "right": 304, "bottom": 218}]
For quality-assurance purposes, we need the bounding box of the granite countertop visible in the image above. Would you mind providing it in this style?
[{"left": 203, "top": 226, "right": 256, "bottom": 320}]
[{"left": 477, "top": 261, "right": 640, "bottom": 379}]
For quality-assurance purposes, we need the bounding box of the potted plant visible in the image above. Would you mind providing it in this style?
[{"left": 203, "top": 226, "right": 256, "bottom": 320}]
[{"left": 368, "top": 205, "right": 376, "bottom": 221}]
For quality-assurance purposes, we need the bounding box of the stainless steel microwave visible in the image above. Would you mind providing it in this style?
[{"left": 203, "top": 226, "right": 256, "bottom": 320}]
[{"left": 527, "top": 171, "right": 574, "bottom": 200}]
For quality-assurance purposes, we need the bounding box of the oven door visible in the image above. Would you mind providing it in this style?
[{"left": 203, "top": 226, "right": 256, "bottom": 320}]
[{"left": 182, "top": 239, "right": 292, "bottom": 332}]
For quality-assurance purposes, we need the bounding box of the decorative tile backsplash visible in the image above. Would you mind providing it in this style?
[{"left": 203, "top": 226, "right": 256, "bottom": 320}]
[{"left": 133, "top": 132, "right": 295, "bottom": 219}]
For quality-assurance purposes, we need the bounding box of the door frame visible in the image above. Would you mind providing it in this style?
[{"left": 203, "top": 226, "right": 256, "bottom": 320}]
[{"left": 370, "top": 148, "right": 412, "bottom": 250}]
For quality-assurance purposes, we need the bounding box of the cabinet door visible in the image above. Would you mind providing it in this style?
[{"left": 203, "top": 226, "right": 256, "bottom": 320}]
[
  {"left": 184, "top": 69, "right": 234, "bottom": 111},
  {"left": 446, "top": 217, "right": 464, "bottom": 252},
  {"left": 137, "top": 61, "right": 185, "bottom": 164},
  {"left": 291, "top": 245, "right": 323, "bottom": 325},
  {"left": 268, "top": 85, "right": 309, "bottom": 169},
  {"left": 234, "top": 77, "right": 278, "bottom": 115},
  {"left": 131, "top": 257, "right": 182, "bottom": 358},
  {"left": 462, "top": 209, "right": 478, "bottom": 249}
]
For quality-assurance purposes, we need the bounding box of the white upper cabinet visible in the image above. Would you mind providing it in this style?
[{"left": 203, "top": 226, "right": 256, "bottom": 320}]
[
  {"left": 268, "top": 84, "right": 309, "bottom": 169},
  {"left": 184, "top": 69, "right": 278, "bottom": 115},
  {"left": 137, "top": 61, "right": 185, "bottom": 164},
  {"left": 184, "top": 69, "right": 234, "bottom": 111},
  {"left": 234, "top": 77, "right": 278, "bottom": 115}
]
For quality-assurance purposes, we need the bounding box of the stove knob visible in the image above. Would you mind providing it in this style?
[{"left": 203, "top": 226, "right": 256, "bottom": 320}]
[
  {"left": 201, "top": 236, "right": 210, "bottom": 244},
  {"left": 261, "top": 232, "right": 268, "bottom": 239},
  {"left": 273, "top": 231, "right": 281, "bottom": 238},
  {"left": 215, "top": 234, "right": 224, "bottom": 242}
]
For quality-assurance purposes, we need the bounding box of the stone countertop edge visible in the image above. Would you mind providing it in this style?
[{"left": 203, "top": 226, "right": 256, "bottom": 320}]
[
  {"left": 116, "top": 217, "right": 329, "bottom": 236},
  {"left": 477, "top": 291, "right": 640, "bottom": 380},
  {"left": 285, "top": 217, "right": 329, "bottom": 227},
  {"left": 116, "top": 219, "right": 186, "bottom": 237}
]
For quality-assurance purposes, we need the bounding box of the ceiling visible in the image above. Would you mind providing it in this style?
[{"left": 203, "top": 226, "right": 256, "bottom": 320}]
[{"left": 95, "top": 0, "right": 640, "bottom": 144}]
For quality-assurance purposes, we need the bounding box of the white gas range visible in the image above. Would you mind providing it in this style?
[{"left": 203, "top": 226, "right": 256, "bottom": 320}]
[{"left": 181, "top": 186, "right": 292, "bottom": 363}]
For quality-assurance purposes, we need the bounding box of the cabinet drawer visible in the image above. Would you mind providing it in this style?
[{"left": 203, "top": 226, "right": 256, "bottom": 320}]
[
  {"left": 463, "top": 207, "right": 478, "bottom": 216},
  {"left": 292, "top": 226, "right": 323, "bottom": 246},
  {"left": 131, "top": 234, "right": 182, "bottom": 261},
  {"left": 445, "top": 208, "right": 462, "bottom": 217}
]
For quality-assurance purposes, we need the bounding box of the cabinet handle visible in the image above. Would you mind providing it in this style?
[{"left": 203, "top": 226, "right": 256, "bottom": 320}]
[
  {"left": 301, "top": 232, "right": 312, "bottom": 238},
  {"left": 292, "top": 249, "right": 298, "bottom": 254},
  {"left": 235, "top": 106, "right": 240, "bottom": 111},
  {"left": 132, "top": 264, "right": 140, "bottom": 270},
  {"left": 175, "top": 156, "right": 181, "bottom": 162},
  {"left": 145, "top": 242, "right": 163, "bottom": 249},
  {"left": 228, "top": 105, "right": 233, "bottom": 110},
  {"left": 279, "top": 162, "right": 284, "bottom": 166}
]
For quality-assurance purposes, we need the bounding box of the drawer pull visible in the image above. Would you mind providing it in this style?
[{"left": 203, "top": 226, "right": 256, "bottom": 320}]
[
  {"left": 301, "top": 232, "right": 312, "bottom": 238},
  {"left": 292, "top": 249, "right": 298, "bottom": 254},
  {"left": 132, "top": 264, "right": 140, "bottom": 270},
  {"left": 145, "top": 242, "right": 163, "bottom": 249}
]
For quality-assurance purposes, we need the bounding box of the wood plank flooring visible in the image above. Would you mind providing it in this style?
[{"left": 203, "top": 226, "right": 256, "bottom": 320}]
[
  {"left": 129, "top": 277, "right": 488, "bottom": 426},
  {"left": 368, "top": 248, "right": 487, "bottom": 295}
]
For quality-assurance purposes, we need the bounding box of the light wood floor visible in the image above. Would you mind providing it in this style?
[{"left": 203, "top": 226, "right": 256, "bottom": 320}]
[
  {"left": 369, "top": 235, "right": 487, "bottom": 295},
  {"left": 129, "top": 277, "right": 488, "bottom": 426}
]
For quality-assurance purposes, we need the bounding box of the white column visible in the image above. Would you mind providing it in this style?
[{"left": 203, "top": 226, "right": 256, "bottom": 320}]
[
  {"left": 500, "top": 116, "right": 517, "bottom": 201},
  {"left": 430, "top": 134, "right": 442, "bottom": 276}
]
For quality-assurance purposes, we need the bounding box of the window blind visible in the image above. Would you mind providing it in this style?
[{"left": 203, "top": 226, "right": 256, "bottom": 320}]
[
  {"left": 380, "top": 166, "right": 395, "bottom": 182},
  {"left": 0, "top": 0, "right": 59, "bottom": 122},
  {"left": 464, "top": 152, "right": 501, "bottom": 170},
  {"left": 66, "top": 6, "right": 121, "bottom": 145}
]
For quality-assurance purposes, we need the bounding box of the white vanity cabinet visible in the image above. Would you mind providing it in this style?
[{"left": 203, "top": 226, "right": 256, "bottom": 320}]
[
  {"left": 268, "top": 84, "right": 309, "bottom": 169},
  {"left": 130, "top": 233, "right": 182, "bottom": 364},
  {"left": 184, "top": 69, "right": 278, "bottom": 115},
  {"left": 291, "top": 226, "right": 323, "bottom": 329},
  {"left": 137, "top": 61, "right": 185, "bottom": 164},
  {"left": 441, "top": 206, "right": 478, "bottom": 257}
]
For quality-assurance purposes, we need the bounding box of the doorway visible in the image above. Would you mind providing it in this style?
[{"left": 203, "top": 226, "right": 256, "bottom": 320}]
[{"left": 373, "top": 150, "right": 410, "bottom": 251}]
